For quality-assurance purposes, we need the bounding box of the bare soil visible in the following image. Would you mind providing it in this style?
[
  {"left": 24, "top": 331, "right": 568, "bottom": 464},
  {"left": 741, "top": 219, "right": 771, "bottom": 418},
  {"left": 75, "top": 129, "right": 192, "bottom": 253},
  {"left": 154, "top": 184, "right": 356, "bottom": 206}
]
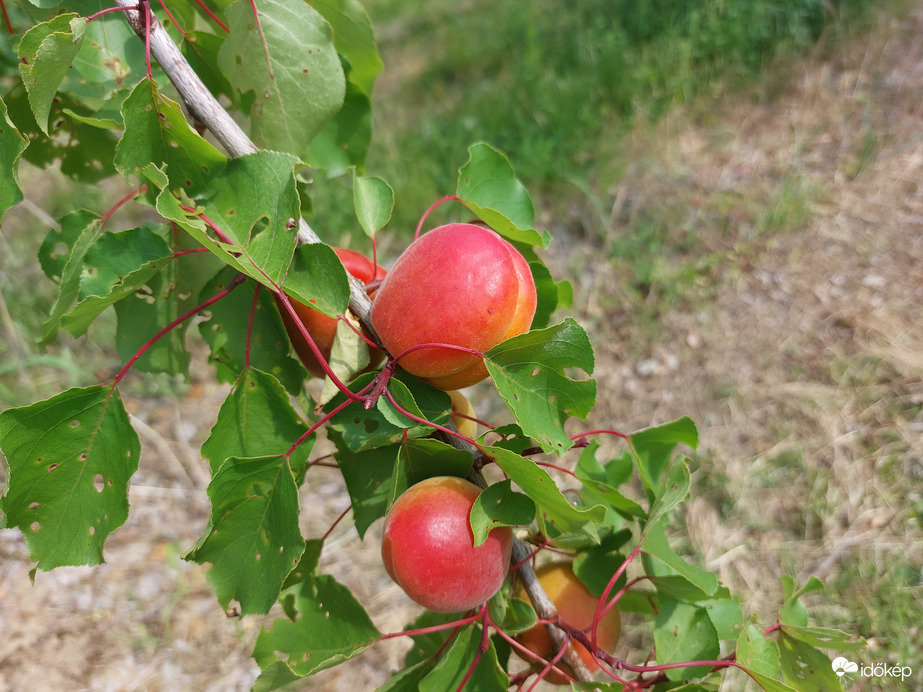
[{"left": 1, "top": 4, "right": 921, "bottom": 691}]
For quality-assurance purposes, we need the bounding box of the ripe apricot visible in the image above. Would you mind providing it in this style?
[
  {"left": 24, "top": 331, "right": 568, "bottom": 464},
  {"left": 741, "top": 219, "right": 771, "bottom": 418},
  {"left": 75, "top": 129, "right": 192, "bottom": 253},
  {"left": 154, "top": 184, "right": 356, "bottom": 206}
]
[
  {"left": 277, "top": 247, "right": 386, "bottom": 378},
  {"left": 448, "top": 390, "right": 478, "bottom": 440},
  {"left": 381, "top": 476, "right": 512, "bottom": 613},
  {"left": 370, "top": 223, "right": 536, "bottom": 390},
  {"left": 516, "top": 562, "right": 621, "bottom": 684}
]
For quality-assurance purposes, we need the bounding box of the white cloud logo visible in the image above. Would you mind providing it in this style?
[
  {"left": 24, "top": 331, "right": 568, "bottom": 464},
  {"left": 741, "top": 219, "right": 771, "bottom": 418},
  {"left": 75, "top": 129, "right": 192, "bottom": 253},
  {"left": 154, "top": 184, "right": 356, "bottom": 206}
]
[{"left": 832, "top": 657, "right": 859, "bottom": 677}]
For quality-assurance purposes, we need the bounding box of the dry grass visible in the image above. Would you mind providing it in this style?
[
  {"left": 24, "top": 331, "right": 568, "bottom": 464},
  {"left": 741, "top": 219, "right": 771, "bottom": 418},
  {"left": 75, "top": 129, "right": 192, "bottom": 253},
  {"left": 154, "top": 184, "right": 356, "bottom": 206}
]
[{"left": 2, "top": 3, "right": 922, "bottom": 691}]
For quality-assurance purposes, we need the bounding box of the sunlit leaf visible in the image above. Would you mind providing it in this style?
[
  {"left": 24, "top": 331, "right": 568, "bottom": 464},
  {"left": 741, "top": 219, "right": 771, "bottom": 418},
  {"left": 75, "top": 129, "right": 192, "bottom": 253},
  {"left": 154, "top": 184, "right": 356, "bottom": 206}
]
[
  {"left": 0, "top": 385, "right": 140, "bottom": 570},
  {"left": 419, "top": 624, "right": 507, "bottom": 692},
  {"left": 485, "top": 318, "right": 595, "bottom": 455},
  {"left": 471, "top": 480, "right": 535, "bottom": 546},
  {"left": 456, "top": 142, "right": 549, "bottom": 247},
  {"left": 353, "top": 173, "right": 393, "bottom": 238}
]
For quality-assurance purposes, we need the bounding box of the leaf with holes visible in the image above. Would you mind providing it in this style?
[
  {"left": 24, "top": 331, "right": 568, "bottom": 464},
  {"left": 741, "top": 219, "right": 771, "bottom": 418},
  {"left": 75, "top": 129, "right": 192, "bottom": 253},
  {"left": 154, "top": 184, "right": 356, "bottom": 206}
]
[
  {"left": 219, "top": 0, "right": 345, "bottom": 159},
  {"left": 252, "top": 574, "right": 381, "bottom": 683},
  {"left": 0, "top": 384, "right": 140, "bottom": 570},
  {"left": 485, "top": 318, "right": 595, "bottom": 455},
  {"left": 201, "top": 367, "right": 313, "bottom": 477},
  {"left": 61, "top": 225, "right": 174, "bottom": 338},
  {"left": 186, "top": 454, "right": 304, "bottom": 615}
]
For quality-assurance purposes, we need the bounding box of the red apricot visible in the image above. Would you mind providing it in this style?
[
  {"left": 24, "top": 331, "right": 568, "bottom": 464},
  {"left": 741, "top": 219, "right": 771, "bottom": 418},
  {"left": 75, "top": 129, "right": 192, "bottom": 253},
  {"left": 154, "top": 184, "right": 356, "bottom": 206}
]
[
  {"left": 370, "top": 223, "right": 537, "bottom": 390},
  {"left": 381, "top": 476, "right": 513, "bottom": 613},
  {"left": 277, "top": 247, "right": 386, "bottom": 378}
]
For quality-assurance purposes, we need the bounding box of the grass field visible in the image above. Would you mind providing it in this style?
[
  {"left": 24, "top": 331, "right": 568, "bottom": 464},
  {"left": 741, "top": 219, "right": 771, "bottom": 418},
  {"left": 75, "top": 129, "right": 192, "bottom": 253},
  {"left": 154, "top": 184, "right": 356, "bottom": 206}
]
[{"left": 1, "top": 1, "right": 920, "bottom": 690}]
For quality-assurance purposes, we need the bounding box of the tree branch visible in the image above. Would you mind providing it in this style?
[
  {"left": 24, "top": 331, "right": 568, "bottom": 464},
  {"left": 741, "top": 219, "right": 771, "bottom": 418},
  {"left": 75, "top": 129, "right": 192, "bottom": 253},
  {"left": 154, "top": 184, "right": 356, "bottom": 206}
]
[{"left": 113, "top": 0, "right": 374, "bottom": 329}]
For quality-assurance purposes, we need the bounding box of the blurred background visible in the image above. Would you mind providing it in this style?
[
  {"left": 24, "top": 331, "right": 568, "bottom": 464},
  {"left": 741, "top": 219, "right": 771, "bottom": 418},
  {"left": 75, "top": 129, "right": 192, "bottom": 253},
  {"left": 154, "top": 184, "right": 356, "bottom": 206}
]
[{"left": 1, "top": 0, "right": 921, "bottom": 689}]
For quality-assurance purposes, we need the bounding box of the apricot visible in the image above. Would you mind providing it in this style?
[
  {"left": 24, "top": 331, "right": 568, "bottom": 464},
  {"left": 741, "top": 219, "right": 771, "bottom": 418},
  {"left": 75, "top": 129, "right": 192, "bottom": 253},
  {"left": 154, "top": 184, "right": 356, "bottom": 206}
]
[
  {"left": 276, "top": 247, "right": 386, "bottom": 378},
  {"left": 370, "top": 223, "right": 537, "bottom": 390},
  {"left": 516, "top": 562, "right": 621, "bottom": 685},
  {"left": 381, "top": 476, "right": 512, "bottom": 613},
  {"left": 448, "top": 390, "right": 478, "bottom": 440}
]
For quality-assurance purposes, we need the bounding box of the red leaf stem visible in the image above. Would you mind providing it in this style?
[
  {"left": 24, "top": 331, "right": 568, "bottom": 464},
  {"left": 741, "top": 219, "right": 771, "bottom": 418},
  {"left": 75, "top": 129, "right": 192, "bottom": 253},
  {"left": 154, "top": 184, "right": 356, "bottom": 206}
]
[{"left": 112, "top": 272, "right": 246, "bottom": 385}]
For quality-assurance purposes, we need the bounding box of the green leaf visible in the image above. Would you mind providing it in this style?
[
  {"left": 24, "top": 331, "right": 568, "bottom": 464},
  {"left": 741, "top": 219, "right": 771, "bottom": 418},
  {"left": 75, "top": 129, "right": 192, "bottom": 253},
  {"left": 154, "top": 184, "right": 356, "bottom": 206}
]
[
  {"left": 326, "top": 372, "right": 451, "bottom": 452},
  {"left": 646, "top": 459, "right": 693, "bottom": 527},
  {"left": 486, "top": 445, "right": 605, "bottom": 536},
  {"left": 353, "top": 173, "right": 393, "bottom": 238},
  {"left": 390, "top": 438, "right": 474, "bottom": 507},
  {"left": 402, "top": 610, "right": 460, "bottom": 667},
  {"left": 201, "top": 368, "right": 313, "bottom": 476},
  {"left": 420, "top": 624, "right": 508, "bottom": 692},
  {"left": 642, "top": 519, "right": 719, "bottom": 597},
  {"left": 575, "top": 443, "right": 646, "bottom": 521},
  {"left": 780, "top": 575, "right": 825, "bottom": 627},
  {"left": 115, "top": 77, "right": 227, "bottom": 195},
  {"left": 485, "top": 318, "right": 595, "bottom": 455},
  {"left": 737, "top": 624, "right": 782, "bottom": 679},
  {"left": 701, "top": 595, "right": 743, "bottom": 641},
  {"left": 114, "top": 233, "right": 222, "bottom": 377},
  {"left": 309, "top": 0, "right": 382, "bottom": 95},
  {"left": 281, "top": 241, "right": 350, "bottom": 319},
  {"left": 653, "top": 601, "right": 720, "bottom": 681},
  {"left": 571, "top": 529, "right": 632, "bottom": 596},
  {"left": 316, "top": 315, "right": 374, "bottom": 405},
  {"left": 40, "top": 210, "right": 103, "bottom": 344},
  {"left": 471, "top": 480, "right": 535, "bottom": 546},
  {"left": 18, "top": 15, "right": 87, "bottom": 134},
  {"left": 741, "top": 669, "right": 797, "bottom": 692},
  {"left": 630, "top": 416, "right": 698, "bottom": 498},
  {"left": 780, "top": 625, "right": 865, "bottom": 652},
  {"left": 333, "top": 433, "right": 399, "bottom": 538},
  {"left": 377, "top": 660, "right": 437, "bottom": 692},
  {"left": 252, "top": 575, "right": 380, "bottom": 679},
  {"left": 0, "top": 96, "right": 30, "bottom": 223},
  {"left": 778, "top": 632, "right": 842, "bottom": 691},
  {"left": 281, "top": 539, "right": 323, "bottom": 588},
  {"left": 456, "top": 142, "right": 549, "bottom": 248},
  {"left": 61, "top": 225, "right": 174, "bottom": 338},
  {"left": 219, "top": 0, "right": 345, "bottom": 159},
  {"left": 197, "top": 151, "right": 304, "bottom": 287},
  {"left": 0, "top": 385, "right": 140, "bottom": 570},
  {"left": 307, "top": 84, "right": 372, "bottom": 175},
  {"left": 186, "top": 454, "right": 304, "bottom": 614},
  {"left": 198, "top": 268, "right": 308, "bottom": 394},
  {"left": 181, "top": 31, "right": 235, "bottom": 104},
  {"left": 529, "top": 260, "right": 570, "bottom": 330}
]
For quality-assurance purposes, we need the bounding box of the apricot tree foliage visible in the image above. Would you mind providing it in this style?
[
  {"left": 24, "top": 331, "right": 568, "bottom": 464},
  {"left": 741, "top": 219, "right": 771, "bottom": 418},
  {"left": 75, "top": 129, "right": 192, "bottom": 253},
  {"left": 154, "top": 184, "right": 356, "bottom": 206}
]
[{"left": 0, "top": 0, "right": 862, "bottom": 689}]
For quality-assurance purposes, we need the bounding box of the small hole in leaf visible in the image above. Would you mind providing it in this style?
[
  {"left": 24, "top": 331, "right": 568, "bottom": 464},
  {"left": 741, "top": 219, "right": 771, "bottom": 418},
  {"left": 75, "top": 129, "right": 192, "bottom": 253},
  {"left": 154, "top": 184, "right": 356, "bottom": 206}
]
[
  {"left": 79, "top": 453, "right": 88, "bottom": 461},
  {"left": 89, "top": 526, "right": 96, "bottom": 535},
  {"left": 70, "top": 420, "right": 80, "bottom": 427},
  {"left": 94, "top": 474, "right": 104, "bottom": 492},
  {"left": 48, "top": 463, "right": 59, "bottom": 471},
  {"left": 531, "top": 367, "right": 540, "bottom": 377},
  {"left": 30, "top": 522, "right": 40, "bottom": 532},
  {"left": 255, "top": 553, "right": 261, "bottom": 561},
  {"left": 29, "top": 501, "right": 39, "bottom": 510}
]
